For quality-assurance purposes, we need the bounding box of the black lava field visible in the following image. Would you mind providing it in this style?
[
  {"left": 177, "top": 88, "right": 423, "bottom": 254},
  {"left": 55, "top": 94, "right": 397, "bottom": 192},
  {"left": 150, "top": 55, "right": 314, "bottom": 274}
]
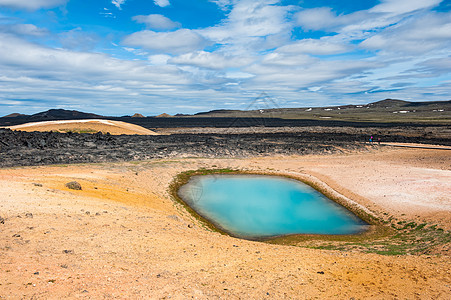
[{"left": 1, "top": 127, "right": 449, "bottom": 168}]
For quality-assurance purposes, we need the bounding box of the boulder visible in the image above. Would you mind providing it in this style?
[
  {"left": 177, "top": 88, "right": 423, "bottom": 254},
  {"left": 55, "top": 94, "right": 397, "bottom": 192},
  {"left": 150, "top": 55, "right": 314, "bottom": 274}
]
[{"left": 66, "top": 181, "right": 82, "bottom": 190}]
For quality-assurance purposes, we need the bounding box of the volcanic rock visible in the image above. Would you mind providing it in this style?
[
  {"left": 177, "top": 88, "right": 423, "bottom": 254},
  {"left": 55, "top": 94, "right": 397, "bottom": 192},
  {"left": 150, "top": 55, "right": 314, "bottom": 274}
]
[{"left": 66, "top": 181, "right": 82, "bottom": 190}]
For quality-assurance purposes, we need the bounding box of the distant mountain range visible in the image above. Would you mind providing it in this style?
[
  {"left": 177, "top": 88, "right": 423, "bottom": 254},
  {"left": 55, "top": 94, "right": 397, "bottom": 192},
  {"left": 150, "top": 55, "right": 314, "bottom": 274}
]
[
  {"left": 2, "top": 109, "right": 101, "bottom": 120},
  {"left": 1, "top": 99, "right": 450, "bottom": 126},
  {"left": 194, "top": 99, "right": 451, "bottom": 116}
]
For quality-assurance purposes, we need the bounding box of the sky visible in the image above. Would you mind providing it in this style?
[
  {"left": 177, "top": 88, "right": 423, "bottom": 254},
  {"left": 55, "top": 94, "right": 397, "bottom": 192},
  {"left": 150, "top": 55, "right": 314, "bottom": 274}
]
[{"left": 0, "top": 0, "right": 450, "bottom": 116}]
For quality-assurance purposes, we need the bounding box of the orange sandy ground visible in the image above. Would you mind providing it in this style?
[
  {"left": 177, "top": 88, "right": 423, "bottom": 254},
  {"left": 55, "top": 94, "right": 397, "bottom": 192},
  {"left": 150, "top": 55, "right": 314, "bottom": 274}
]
[
  {"left": 4, "top": 120, "right": 158, "bottom": 135},
  {"left": 0, "top": 147, "right": 450, "bottom": 299}
]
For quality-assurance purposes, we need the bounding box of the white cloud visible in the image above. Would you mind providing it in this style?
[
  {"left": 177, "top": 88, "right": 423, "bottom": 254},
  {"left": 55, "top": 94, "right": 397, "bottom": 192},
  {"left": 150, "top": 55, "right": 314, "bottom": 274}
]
[
  {"left": 414, "top": 56, "right": 451, "bottom": 75},
  {"left": 277, "top": 39, "right": 350, "bottom": 55},
  {"left": 0, "top": 0, "right": 68, "bottom": 10},
  {"left": 132, "top": 14, "right": 180, "bottom": 30},
  {"left": 123, "top": 29, "right": 210, "bottom": 54},
  {"left": 260, "top": 52, "right": 316, "bottom": 67},
  {"left": 370, "top": 0, "right": 443, "bottom": 15},
  {"left": 0, "top": 33, "right": 191, "bottom": 83},
  {"left": 205, "top": 0, "right": 291, "bottom": 39},
  {"left": 360, "top": 12, "right": 451, "bottom": 54},
  {"left": 169, "top": 51, "right": 253, "bottom": 69},
  {"left": 200, "top": 0, "right": 293, "bottom": 56},
  {"left": 245, "top": 59, "right": 381, "bottom": 88},
  {"left": 295, "top": 0, "right": 444, "bottom": 34},
  {"left": 59, "top": 28, "right": 99, "bottom": 51},
  {"left": 295, "top": 7, "right": 341, "bottom": 31},
  {"left": 0, "top": 24, "right": 48, "bottom": 36},
  {"left": 112, "top": 0, "right": 126, "bottom": 9},
  {"left": 154, "top": 0, "right": 170, "bottom": 8},
  {"left": 209, "top": 0, "right": 233, "bottom": 11},
  {"left": 148, "top": 54, "right": 171, "bottom": 65}
]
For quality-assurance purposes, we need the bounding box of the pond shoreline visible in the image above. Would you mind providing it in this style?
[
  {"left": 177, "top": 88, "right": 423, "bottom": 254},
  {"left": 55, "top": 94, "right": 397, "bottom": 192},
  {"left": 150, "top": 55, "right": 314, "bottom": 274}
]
[{"left": 171, "top": 169, "right": 387, "bottom": 244}]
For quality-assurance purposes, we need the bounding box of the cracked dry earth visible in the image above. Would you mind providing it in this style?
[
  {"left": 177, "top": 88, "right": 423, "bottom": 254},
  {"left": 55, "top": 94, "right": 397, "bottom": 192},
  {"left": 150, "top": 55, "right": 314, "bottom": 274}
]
[{"left": 0, "top": 148, "right": 450, "bottom": 299}]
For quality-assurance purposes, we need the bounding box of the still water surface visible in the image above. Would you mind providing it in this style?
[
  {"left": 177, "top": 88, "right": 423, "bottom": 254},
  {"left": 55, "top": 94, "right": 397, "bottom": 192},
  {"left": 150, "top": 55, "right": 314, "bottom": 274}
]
[{"left": 178, "top": 175, "right": 368, "bottom": 239}]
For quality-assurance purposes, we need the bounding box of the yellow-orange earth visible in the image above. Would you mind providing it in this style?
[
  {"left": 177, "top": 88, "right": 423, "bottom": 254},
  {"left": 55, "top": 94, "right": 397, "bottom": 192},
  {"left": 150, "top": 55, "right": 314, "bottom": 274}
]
[
  {"left": 4, "top": 119, "right": 158, "bottom": 135},
  {"left": 0, "top": 147, "right": 450, "bottom": 298}
]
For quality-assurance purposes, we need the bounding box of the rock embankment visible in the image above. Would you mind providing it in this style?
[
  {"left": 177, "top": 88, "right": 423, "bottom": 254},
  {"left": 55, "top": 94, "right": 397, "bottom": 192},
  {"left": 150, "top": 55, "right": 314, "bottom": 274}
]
[{"left": 0, "top": 128, "right": 448, "bottom": 167}]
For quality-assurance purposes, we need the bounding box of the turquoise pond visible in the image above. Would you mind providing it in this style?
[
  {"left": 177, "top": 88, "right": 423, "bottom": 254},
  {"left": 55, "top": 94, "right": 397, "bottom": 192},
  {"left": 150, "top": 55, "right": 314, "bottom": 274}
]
[{"left": 178, "top": 175, "right": 368, "bottom": 239}]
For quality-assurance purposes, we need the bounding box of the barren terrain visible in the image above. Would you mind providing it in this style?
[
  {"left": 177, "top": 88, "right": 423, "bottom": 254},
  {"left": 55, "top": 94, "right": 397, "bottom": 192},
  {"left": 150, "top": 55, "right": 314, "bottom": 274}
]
[
  {"left": 1, "top": 147, "right": 450, "bottom": 299},
  {"left": 4, "top": 119, "right": 158, "bottom": 135}
]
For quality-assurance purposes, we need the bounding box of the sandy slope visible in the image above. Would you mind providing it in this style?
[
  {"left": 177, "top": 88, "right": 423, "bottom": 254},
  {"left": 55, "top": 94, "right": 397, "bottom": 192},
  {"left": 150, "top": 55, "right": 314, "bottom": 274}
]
[
  {"left": 0, "top": 148, "right": 450, "bottom": 298},
  {"left": 4, "top": 119, "right": 158, "bottom": 135}
]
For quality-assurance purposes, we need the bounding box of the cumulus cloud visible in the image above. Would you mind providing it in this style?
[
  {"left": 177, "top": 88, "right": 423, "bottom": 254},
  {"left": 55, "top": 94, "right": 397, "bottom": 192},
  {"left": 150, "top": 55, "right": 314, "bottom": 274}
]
[
  {"left": 169, "top": 51, "right": 253, "bottom": 69},
  {"left": 277, "top": 39, "right": 350, "bottom": 55},
  {"left": 260, "top": 52, "right": 316, "bottom": 67},
  {"left": 200, "top": 0, "right": 293, "bottom": 56},
  {"left": 0, "top": 32, "right": 210, "bottom": 114},
  {"left": 204, "top": 0, "right": 290, "bottom": 40},
  {"left": 148, "top": 54, "right": 171, "bottom": 65},
  {"left": 132, "top": 14, "right": 180, "bottom": 30},
  {"left": 123, "top": 29, "right": 210, "bottom": 54},
  {"left": 0, "top": 0, "right": 68, "bottom": 10},
  {"left": 154, "top": 0, "right": 170, "bottom": 7}
]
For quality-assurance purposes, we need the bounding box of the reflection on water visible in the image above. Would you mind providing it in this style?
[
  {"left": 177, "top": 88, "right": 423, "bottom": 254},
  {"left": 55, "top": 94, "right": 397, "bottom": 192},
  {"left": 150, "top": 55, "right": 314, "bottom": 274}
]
[{"left": 179, "top": 175, "right": 368, "bottom": 239}]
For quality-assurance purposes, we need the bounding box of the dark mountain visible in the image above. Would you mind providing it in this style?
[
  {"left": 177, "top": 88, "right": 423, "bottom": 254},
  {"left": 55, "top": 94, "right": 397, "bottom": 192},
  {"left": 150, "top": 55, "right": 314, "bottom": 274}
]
[
  {"left": 195, "top": 109, "right": 243, "bottom": 115},
  {"left": 2, "top": 113, "right": 28, "bottom": 118},
  {"left": 0, "top": 109, "right": 104, "bottom": 126},
  {"left": 368, "top": 99, "right": 410, "bottom": 107},
  {"left": 369, "top": 99, "right": 451, "bottom": 108},
  {"left": 29, "top": 109, "right": 102, "bottom": 120}
]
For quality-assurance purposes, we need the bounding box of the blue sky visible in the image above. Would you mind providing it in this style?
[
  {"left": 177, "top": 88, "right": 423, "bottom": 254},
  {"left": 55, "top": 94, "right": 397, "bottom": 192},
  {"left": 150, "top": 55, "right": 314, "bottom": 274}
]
[{"left": 0, "top": 0, "right": 450, "bottom": 116}]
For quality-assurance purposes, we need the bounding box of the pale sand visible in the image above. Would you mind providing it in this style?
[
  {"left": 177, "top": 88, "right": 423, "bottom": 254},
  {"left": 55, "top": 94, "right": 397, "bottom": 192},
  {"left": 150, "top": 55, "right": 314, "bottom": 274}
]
[
  {"left": 4, "top": 119, "right": 158, "bottom": 135},
  {"left": 0, "top": 148, "right": 450, "bottom": 298}
]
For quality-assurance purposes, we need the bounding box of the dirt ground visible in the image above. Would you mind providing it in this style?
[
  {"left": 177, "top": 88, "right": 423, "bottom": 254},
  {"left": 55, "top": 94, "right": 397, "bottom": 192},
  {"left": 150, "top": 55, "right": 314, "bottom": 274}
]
[
  {"left": 0, "top": 147, "right": 450, "bottom": 299},
  {"left": 5, "top": 119, "right": 158, "bottom": 135}
]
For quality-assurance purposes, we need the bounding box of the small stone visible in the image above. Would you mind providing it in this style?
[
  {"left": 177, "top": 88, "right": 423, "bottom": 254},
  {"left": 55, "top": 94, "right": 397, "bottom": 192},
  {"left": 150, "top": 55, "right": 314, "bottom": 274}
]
[
  {"left": 12, "top": 233, "right": 21, "bottom": 238},
  {"left": 25, "top": 213, "right": 33, "bottom": 218},
  {"left": 60, "top": 264, "right": 68, "bottom": 268},
  {"left": 62, "top": 249, "right": 74, "bottom": 254},
  {"left": 317, "top": 271, "right": 324, "bottom": 274},
  {"left": 65, "top": 181, "right": 82, "bottom": 190},
  {"left": 34, "top": 272, "right": 39, "bottom": 275},
  {"left": 167, "top": 215, "right": 180, "bottom": 221},
  {"left": 33, "top": 183, "right": 43, "bottom": 187},
  {"left": 0, "top": 216, "right": 4, "bottom": 224}
]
